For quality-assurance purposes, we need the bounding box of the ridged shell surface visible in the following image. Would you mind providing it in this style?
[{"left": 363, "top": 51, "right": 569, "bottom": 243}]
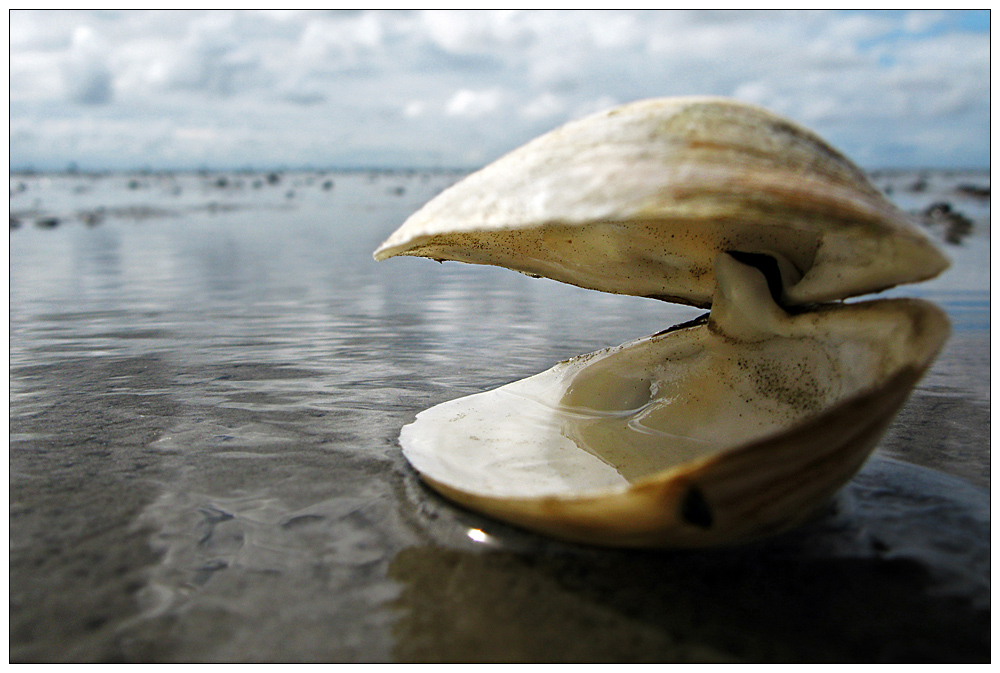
[{"left": 374, "top": 97, "right": 947, "bottom": 307}]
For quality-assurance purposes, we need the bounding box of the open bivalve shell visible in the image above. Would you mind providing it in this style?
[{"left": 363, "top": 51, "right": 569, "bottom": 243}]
[{"left": 374, "top": 97, "right": 951, "bottom": 547}]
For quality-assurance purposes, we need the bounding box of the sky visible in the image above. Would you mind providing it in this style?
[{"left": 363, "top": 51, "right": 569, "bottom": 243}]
[{"left": 9, "top": 9, "right": 991, "bottom": 172}]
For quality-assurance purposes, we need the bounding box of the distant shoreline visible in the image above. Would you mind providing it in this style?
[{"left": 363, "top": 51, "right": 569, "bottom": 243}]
[
  {"left": 8, "top": 166, "right": 477, "bottom": 178},
  {"left": 8, "top": 166, "right": 990, "bottom": 178}
]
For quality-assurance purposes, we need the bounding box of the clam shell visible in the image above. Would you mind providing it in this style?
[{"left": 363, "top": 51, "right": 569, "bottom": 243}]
[
  {"left": 398, "top": 255, "right": 949, "bottom": 547},
  {"left": 374, "top": 97, "right": 947, "bottom": 307},
  {"left": 374, "top": 97, "right": 952, "bottom": 547}
]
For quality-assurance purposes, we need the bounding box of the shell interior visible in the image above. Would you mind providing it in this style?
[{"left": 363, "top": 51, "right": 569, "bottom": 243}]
[
  {"left": 401, "top": 256, "right": 947, "bottom": 498},
  {"left": 397, "top": 256, "right": 948, "bottom": 546}
]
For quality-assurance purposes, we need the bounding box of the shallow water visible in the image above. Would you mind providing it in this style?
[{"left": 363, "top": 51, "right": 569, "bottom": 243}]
[{"left": 9, "top": 169, "right": 990, "bottom": 661}]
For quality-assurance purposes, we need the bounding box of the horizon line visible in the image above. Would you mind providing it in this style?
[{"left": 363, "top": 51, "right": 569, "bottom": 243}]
[{"left": 9, "top": 164, "right": 992, "bottom": 176}]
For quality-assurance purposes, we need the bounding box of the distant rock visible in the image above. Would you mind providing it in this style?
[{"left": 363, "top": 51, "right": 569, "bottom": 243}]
[
  {"left": 955, "top": 184, "right": 989, "bottom": 199},
  {"left": 80, "top": 210, "right": 104, "bottom": 227},
  {"left": 921, "top": 201, "right": 973, "bottom": 245}
]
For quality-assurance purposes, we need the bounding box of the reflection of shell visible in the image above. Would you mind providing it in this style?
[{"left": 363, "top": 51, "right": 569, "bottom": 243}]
[{"left": 374, "top": 97, "right": 951, "bottom": 547}]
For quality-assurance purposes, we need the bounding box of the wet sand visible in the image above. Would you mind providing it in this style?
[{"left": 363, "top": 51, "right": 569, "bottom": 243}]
[{"left": 9, "top": 169, "right": 990, "bottom": 662}]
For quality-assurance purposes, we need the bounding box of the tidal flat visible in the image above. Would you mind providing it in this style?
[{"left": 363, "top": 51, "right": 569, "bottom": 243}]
[{"left": 9, "top": 168, "right": 990, "bottom": 662}]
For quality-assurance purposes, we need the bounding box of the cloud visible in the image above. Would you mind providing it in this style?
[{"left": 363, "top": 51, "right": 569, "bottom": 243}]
[
  {"left": 8, "top": 9, "right": 990, "bottom": 170},
  {"left": 151, "top": 13, "right": 261, "bottom": 96},
  {"left": 445, "top": 88, "right": 502, "bottom": 118},
  {"left": 63, "top": 26, "right": 113, "bottom": 105},
  {"left": 421, "top": 10, "right": 532, "bottom": 55},
  {"left": 403, "top": 100, "right": 425, "bottom": 118},
  {"left": 293, "top": 12, "right": 384, "bottom": 73},
  {"left": 520, "top": 92, "right": 565, "bottom": 120}
]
